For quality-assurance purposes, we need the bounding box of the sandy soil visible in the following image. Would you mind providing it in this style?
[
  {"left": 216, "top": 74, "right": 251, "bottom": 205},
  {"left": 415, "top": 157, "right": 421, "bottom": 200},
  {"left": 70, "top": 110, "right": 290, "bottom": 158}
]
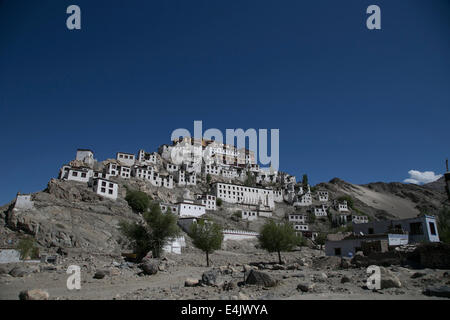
[{"left": 1, "top": 241, "right": 449, "bottom": 300}]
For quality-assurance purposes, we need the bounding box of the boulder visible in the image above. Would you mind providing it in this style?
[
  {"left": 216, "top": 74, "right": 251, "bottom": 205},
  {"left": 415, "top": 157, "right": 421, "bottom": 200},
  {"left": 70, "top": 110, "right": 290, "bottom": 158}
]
[
  {"left": 297, "top": 282, "right": 315, "bottom": 292},
  {"left": 423, "top": 286, "right": 450, "bottom": 298},
  {"left": 9, "top": 266, "right": 31, "bottom": 277},
  {"left": 139, "top": 259, "right": 159, "bottom": 275},
  {"left": 185, "top": 278, "right": 199, "bottom": 287},
  {"left": 201, "top": 269, "right": 219, "bottom": 286},
  {"left": 380, "top": 266, "right": 402, "bottom": 289},
  {"left": 19, "top": 289, "right": 49, "bottom": 300},
  {"left": 245, "top": 270, "right": 277, "bottom": 287}
]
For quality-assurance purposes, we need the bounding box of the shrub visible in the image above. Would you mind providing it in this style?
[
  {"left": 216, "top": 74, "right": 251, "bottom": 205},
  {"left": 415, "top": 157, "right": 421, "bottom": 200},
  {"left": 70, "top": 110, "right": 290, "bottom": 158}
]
[
  {"left": 216, "top": 198, "right": 223, "bottom": 207},
  {"left": 16, "top": 237, "right": 39, "bottom": 260},
  {"left": 119, "top": 203, "right": 180, "bottom": 260},
  {"left": 125, "top": 190, "right": 151, "bottom": 213}
]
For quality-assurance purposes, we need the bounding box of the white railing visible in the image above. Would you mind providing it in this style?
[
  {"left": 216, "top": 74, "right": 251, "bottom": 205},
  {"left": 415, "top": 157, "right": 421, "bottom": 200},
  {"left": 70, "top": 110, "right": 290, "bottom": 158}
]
[{"left": 222, "top": 229, "right": 259, "bottom": 236}]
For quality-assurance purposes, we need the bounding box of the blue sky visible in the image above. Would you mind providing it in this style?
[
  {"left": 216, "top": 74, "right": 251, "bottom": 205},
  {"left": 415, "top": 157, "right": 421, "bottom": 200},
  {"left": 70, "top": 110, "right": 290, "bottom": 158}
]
[{"left": 0, "top": 0, "right": 449, "bottom": 205}]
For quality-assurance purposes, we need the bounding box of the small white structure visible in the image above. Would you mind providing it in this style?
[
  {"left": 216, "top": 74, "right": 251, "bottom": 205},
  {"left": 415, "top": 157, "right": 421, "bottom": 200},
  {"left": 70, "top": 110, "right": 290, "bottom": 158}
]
[
  {"left": 223, "top": 229, "right": 259, "bottom": 241},
  {"left": 105, "top": 163, "right": 119, "bottom": 177},
  {"left": 294, "top": 192, "right": 312, "bottom": 207},
  {"left": 336, "top": 200, "right": 349, "bottom": 212},
  {"left": 196, "top": 194, "right": 216, "bottom": 210},
  {"left": 160, "top": 203, "right": 179, "bottom": 215},
  {"left": 137, "top": 150, "right": 160, "bottom": 165},
  {"left": 14, "top": 193, "right": 34, "bottom": 211},
  {"left": 119, "top": 166, "right": 131, "bottom": 179},
  {"left": 241, "top": 210, "right": 258, "bottom": 221},
  {"left": 204, "top": 164, "right": 221, "bottom": 176},
  {"left": 166, "top": 163, "right": 180, "bottom": 173},
  {"left": 92, "top": 178, "right": 118, "bottom": 200},
  {"left": 273, "top": 190, "right": 283, "bottom": 202},
  {"left": 76, "top": 149, "right": 94, "bottom": 166},
  {"left": 177, "top": 200, "right": 205, "bottom": 217},
  {"left": 162, "top": 236, "right": 186, "bottom": 254},
  {"left": 116, "top": 152, "right": 136, "bottom": 167},
  {"left": 314, "top": 205, "right": 328, "bottom": 217},
  {"left": 288, "top": 213, "right": 307, "bottom": 224},
  {"left": 351, "top": 215, "right": 369, "bottom": 224},
  {"left": 325, "top": 233, "right": 409, "bottom": 257},
  {"left": 0, "top": 249, "right": 21, "bottom": 264},
  {"left": 294, "top": 224, "right": 309, "bottom": 232},
  {"left": 317, "top": 190, "right": 329, "bottom": 202},
  {"left": 59, "top": 165, "right": 93, "bottom": 183}
]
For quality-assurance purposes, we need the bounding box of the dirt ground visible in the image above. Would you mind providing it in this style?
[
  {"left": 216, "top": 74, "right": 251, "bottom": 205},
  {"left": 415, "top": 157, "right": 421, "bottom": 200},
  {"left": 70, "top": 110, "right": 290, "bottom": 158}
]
[{"left": 1, "top": 240, "right": 449, "bottom": 300}]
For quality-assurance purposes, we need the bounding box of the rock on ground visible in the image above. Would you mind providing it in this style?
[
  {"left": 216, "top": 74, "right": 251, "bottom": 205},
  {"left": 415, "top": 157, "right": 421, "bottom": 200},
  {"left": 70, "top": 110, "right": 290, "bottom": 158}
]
[
  {"left": 245, "top": 270, "right": 277, "bottom": 287},
  {"left": 19, "top": 289, "right": 49, "bottom": 300}
]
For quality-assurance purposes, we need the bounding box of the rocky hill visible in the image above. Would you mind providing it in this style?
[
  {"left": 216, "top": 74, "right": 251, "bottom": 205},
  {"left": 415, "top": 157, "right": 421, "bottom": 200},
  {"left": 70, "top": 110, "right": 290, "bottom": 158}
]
[{"left": 1, "top": 172, "right": 448, "bottom": 258}]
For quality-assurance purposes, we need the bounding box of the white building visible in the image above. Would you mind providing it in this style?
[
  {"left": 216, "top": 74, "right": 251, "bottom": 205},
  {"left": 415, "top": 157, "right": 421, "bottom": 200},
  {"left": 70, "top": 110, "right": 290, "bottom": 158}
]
[
  {"left": 294, "top": 192, "right": 312, "bottom": 207},
  {"left": 92, "top": 178, "right": 118, "bottom": 200},
  {"left": 317, "top": 190, "right": 329, "bottom": 202},
  {"left": 76, "top": 149, "right": 94, "bottom": 166},
  {"left": 196, "top": 194, "right": 216, "bottom": 210},
  {"left": 241, "top": 210, "right": 258, "bottom": 221},
  {"left": 14, "top": 193, "right": 34, "bottom": 211},
  {"left": 337, "top": 200, "right": 349, "bottom": 212},
  {"left": 119, "top": 166, "right": 131, "bottom": 179},
  {"left": 294, "top": 224, "right": 309, "bottom": 232},
  {"left": 160, "top": 203, "right": 179, "bottom": 215},
  {"left": 166, "top": 163, "right": 180, "bottom": 173},
  {"left": 177, "top": 200, "right": 206, "bottom": 217},
  {"left": 204, "top": 164, "right": 221, "bottom": 176},
  {"left": 59, "top": 165, "right": 93, "bottom": 183},
  {"left": 352, "top": 215, "right": 440, "bottom": 243},
  {"left": 133, "top": 166, "right": 163, "bottom": 187},
  {"left": 288, "top": 213, "right": 308, "bottom": 224},
  {"left": 351, "top": 215, "right": 369, "bottom": 224},
  {"left": 116, "top": 152, "right": 136, "bottom": 167},
  {"left": 213, "top": 182, "right": 275, "bottom": 210},
  {"left": 105, "top": 163, "right": 119, "bottom": 177},
  {"left": 137, "top": 150, "right": 160, "bottom": 165},
  {"left": 314, "top": 205, "right": 328, "bottom": 217}
]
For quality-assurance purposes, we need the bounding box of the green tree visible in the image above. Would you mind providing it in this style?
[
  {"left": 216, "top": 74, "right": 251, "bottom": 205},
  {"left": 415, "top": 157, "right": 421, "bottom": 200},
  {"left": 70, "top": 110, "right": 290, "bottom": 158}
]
[
  {"left": 216, "top": 198, "right": 223, "bottom": 207},
  {"left": 119, "top": 203, "right": 180, "bottom": 260},
  {"left": 206, "top": 173, "right": 212, "bottom": 184},
  {"left": 258, "top": 220, "right": 303, "bottom": 264},
  {"left": 16, "top": 237, "right": 39, "bottom": 260},
  {"left": 125, "top": 189, "right": 151, "bottom": 213},
  {"left": 189, "top": 219, "right": 223, "bottom": 267}
]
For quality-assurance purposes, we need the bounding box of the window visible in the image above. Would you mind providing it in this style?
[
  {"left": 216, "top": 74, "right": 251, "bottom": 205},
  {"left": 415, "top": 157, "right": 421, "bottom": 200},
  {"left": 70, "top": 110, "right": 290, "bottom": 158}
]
[
  {"left": 72, "top": 172, "right": 78, "bottom": 176},
  {"left": 410, "top": 222, "right": 424, "bottom": 235},
  {"left": 108, "top": 190, "right": 113, "bottom": 194},
  {"left": 429, "top": 222, "right": 437, "bottom": 236},
  {"left": 334, "top": 248, "right": 341, "bottom": 256},
  {"left": 102, "top": 182, "right": 106, "bottom": 187},
  {"left": 368, "top": 228, "right": 374, "bottom": 234},
  {"left": 101, "top": 188, "right": 106, "bottom": 193}
]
